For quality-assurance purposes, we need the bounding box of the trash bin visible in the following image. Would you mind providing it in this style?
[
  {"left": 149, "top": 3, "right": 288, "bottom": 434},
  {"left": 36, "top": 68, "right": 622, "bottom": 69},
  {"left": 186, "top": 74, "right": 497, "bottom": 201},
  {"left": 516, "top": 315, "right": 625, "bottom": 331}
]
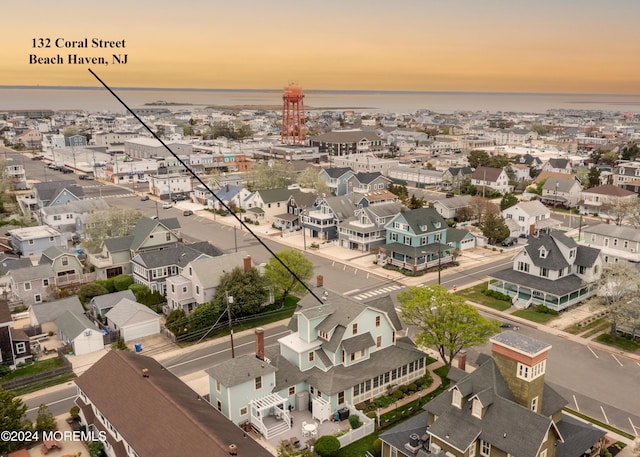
[{"left": 134, "top": 342, "right": 142, "bottom": 353}]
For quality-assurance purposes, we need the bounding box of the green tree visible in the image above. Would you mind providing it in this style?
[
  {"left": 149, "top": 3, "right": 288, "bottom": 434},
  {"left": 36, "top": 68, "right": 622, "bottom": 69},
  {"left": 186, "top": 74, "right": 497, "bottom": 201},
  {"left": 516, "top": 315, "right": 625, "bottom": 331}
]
[
  {"left": 481, "top": 212, "right": 510, "bottom": 245},
  {"left": 388, "top": 183, "right": 409, "bottom": 201},
  {"left": 87, "top": 440, "right": 105, "bottom": 457},
  {"left": 587, "top": 166, "right": 601, "bottom": 189},
  {"left": 487, "top": 154, "right": 511, "bottom": 169},
  {"left": 248, "top": 161, "right": 295, "bottom": 190},
  {"left": 212, "top": 267, "right": 269, "bottom": 316},
  {"left": 81, "top": 207, "right": 143, "bottom": 253},
  {"left": 407, "top": 194, "right": 425, "bottom": 209},
  {"left": 531, "top": 124, "right": 547, "bottom": 135},
  {"left": 398, "top": 285, "right": 500, "bottom": 370},
  {"left": 78, "top": 283, "right": 109, "bottom": 305},
  {"left": 264, "top": 249, "right": 314, "bottom": 302},
  {"left": 621, "top": 143, "right": 640, "bottom": 161},
  {"left": 35, "top": 403, "right": 57, "bottom": 434},
  {"left": 601, "top": 150, "right": 619, "bottom": 166},
  {"left": 313, "top": 435, "right": 341, "bottom": 457},
  {"left": 113, "top": 274, "right": 134, "bottom": 291},
  {"left": 467, "top": 150, "right": 490, "bottom": 168},
  {"left": 0, "top": 388, "right": 33, "bottom": 453},
  {"left": 185, "top": 301, "right": 222, "bottom": 339},
  {"left": 499, "top": 193, "right": 518, "bottom": 211},
  {"left": 165, "top": 309, "right": 188, "bottom": 337}
]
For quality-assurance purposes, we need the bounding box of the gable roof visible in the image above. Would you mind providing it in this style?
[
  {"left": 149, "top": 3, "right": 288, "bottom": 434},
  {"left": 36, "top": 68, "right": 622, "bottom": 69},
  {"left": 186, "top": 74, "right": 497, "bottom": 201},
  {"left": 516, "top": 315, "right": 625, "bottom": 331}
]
[
  {"left": 313, "top": 130, "right": 380, "bottom": 143},
  {"left": 10, "top": 264, "right": 55, "bottom": 283},
  {"left": 104, "top": 235, "right": 135, "bottom": 252},
  {"left": 189, "top": 251, "right": 249, "bottom": 289},
  {"left": 471, "top": 166, "right": 504, "bottom": 182},
  {"left": 40, "top": 246, "right": 79, "bottom": 263},
  {"left": 582, "top": 184, "right": 636, "bottom": 197},
  {"left": 514, "top": 200, "right": 549, "bottom": 217},
  {"left": 524, "top": 234, "right": 571, "bottom": 269},
  {"left": 105, "top": 298, "right": 160, "bottom": 327},
  {"left": 129, "top": 217, "right": 181, "bottom": 251},
  {"left": 321, "top": 167, "right": 353, "bottom": 179},
  {"left": 41, "top": 198, "right": 110, "bottom": 216},
  {"left": 434, "top": 195, "right": 471, "bottom": 210},
  {"left": 0, "top": 257, "right": 32, "bottom": 275},
  {"left": 583, "top": 223, "right": 640, "bottom": 242},
  {"left": 132, "top": 243, "right": 212, "bottom": 269},
  {"left": 204, "top": 353, "right": 277, "bottom": 387},
  {"left": 30, "top": 296, "right": 84, "bottom": 324},
  {"left": 289, "top": 190, "right": 318, "bottom": 209},
  {"left": 55, "top": 310, "right": 99, "bottom": 340},
  {"left": 353, "top": 171, "right": 387, "bottom": 184},
  {"left": 255, "top": 188, "right": 295, "bottom": 204},
  {"left": 91, "top": 290, "right": 136, "bottom": 312},
  {"left": 391, "top": 207, "right": 447, "bottom": 235},
  {"left": 76, "top": 351, "right": 272, "bottom": 457},
  {"left": 547, "top": 158, "right": 570, "bottom": 169},
  {"left": 542, "top": 176, "right": 581, "bottom": 193},
  {"left": 322, "top": 195, "right": 356, "bottom": 220},
  {"left": 33, "top": 180, "right": 83, "bottom": 203},
  {"left": 533, "top": 171, "right": 577, "bottom": 184}
]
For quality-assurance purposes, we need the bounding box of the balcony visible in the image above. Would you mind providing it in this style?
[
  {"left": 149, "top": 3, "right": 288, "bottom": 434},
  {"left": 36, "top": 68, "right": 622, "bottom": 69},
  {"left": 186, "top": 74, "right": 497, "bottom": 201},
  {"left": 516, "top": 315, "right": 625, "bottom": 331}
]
[{"left": 86, "top": 252, "right": 112, "bottom": 269}]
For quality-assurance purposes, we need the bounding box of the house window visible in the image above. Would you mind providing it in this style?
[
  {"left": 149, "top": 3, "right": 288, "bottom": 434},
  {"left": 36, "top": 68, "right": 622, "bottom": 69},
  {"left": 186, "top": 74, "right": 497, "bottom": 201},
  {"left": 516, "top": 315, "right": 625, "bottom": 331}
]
[
  {"left": 28, "top": 240, "right": 34, "bottom": 245},
  {"left": 288, "top": 386, "right": 296, "bottom": 396},
  {"left": 591, "top": 234, "right": 596, "bottom": 242},
  {"left": 338, "top": 391, "right": 345, "bottom": 405},
  {"left": 452, "top": 389, "right": 462, "bottom": 408},
  {"left": 34, "top": 294, "right": 42, "bottom": 303},
  {"left": 531, "top": 396, "right": 538, "bottom": 412},
  {"left": 391, "top": 448, "right": 398, "bottom": 457},
  {"left": 539, "top": 247, "right": 547, "bottom": 258},
  {"left": 352, "top": 323, "right": 358, "bottom": 335},
  {"left": 166, "top": 233, "right": 171, "bottom": 241},
  {"left": 517, "top": 261, "right": 529, "bottom": 273},
  {"left": 375, "top": 316, "right": 381, "bottom": 327},
  {"left": 518, "top": 216, "right": 525, "bottom": 222},
  {"left": 254, "top": 376, "right": 262, "bottom": 390},
  {"left": 613, "top": 239, "right": 618, "bottom": 247},
  {"left": 404, "top": 237, "right": 411, "bottom": 246},
  {"left": 469, "top": 442, "right": 476, "bottom": 457},
  {"left": 624, "top": 240, "right": 629, "bottom": 249},
  {"left": 216, "top": 400, "right": 222, "bottom": 411},
  {"left": 480, "top": 440, "right": 491, "bottom": 457},
  {"left": 518, "top": 363, "right": 530, "bottom": 380},
  {"left": 472, "top": 399, "right": 482, "bottom": 419},
  {"left": 540, "top": 267, "right": 549, "bottom": 278},
  {"left": 216, "top": 380, "right": 221, "bottom": 393},
  {"left": 43, "top": 279, "right": 49, "bottom": 287},
  {"left": 182, "top": 286, "right": 187, "bottom": 293},
  {"left": 376, "top": 335, "right": 382, "bottom": 348},
  {"left": 604, "top": 238, "right": 609, "bottom": 247},
  {"left": 16, "top": 342, "right": 27, "bottom": 354},
  {"left": 24, "top": 282, "right": 31, "bottom": 291},
  {"left": 196, "top": 285, "right": 200, "bottom": 295},
  {"left": 308, "top": 351, "right": 315, "bottom": 362},
  {"left": 61, "top": 256, "right": 68, "bottom": 266},
  {"left": 558, "top": 268, "right": 564, "bottom": 278},
  {"left": 390, "top": 232, "right": 397, "bottom": 242},
  {"left": 239, "top": 406, "right": 248, "bottom": 416}
]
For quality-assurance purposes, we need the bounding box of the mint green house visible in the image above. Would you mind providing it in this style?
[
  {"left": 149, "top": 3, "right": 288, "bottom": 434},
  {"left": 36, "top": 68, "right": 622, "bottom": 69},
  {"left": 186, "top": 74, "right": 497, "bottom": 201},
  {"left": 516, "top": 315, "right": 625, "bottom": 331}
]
[{"left": 206, "top": 290, "right": 427, "bottom": 439}]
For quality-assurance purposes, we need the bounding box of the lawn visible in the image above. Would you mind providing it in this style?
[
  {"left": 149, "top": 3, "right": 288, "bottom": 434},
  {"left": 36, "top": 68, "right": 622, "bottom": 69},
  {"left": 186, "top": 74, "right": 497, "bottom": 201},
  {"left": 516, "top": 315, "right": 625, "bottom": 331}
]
[
  {"left": 511, "top": 308, "right": 558, "bottom": 324},
  {"left": 0, "top": 357, "right": 64, "bottom": 382},
  {"left": 336, "top": 433, "right": 379, "bottom": 457},
  {"left": 595, "top": 333, "right": 640, "bottom": 353},
  {"left": 564, "top": 317, "right": 607, "bottom": 335},
  {"left": 454, "top": 283, "right": 512, "bottom": 311}
]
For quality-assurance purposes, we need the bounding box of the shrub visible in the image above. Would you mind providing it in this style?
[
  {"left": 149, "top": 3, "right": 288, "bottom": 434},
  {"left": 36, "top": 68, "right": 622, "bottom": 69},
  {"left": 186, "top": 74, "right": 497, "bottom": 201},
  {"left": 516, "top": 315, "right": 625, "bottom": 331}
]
[
  {"left": 407, "top": 383, "right": 417, "bottom": 393},
  {"left": 392, "top": 390, "right": 404, "bottom": 401},
  {"left": 69, "top": 406, "right": 80, "bottom": 419},
  {"left": 113, "top": 274, "right": 134, "bottom": 291},
  {"left": 535, "top": 304, "right": 559, "bottom": 315},
  {"left": 372, "top": 438, "right": 382, "bottom": 457},
  {"left": 481, "top": 289, "right": 511, "bottom": 302},
  {"left": 348, "top": 414, "right": 362, "bottom": 429},
  {"left": 77, "top": 283, "right": 109, "bottom": 304},
  {"left": 97, "top": 278, "right": 116, "bottom": 293},
  {"left": 314, "top": 436, "right": 341, "bottom": 457}
]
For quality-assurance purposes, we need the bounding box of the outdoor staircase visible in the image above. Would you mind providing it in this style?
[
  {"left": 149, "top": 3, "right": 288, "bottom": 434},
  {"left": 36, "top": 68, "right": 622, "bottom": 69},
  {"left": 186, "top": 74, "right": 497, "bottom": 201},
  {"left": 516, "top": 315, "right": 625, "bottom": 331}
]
[
  {"left": 264, "top": 420, "right": 290, "bottom": 440},
  {"left": 512, "top": 297, "right": 531, "bottom": 310}
]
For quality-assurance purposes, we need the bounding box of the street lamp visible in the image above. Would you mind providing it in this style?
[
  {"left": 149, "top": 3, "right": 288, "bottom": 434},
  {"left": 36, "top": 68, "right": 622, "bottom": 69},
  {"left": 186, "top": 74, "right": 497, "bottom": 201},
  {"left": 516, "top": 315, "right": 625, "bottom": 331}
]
[{"left": 554, "top": 181, "right": 559, "bottom": 209}]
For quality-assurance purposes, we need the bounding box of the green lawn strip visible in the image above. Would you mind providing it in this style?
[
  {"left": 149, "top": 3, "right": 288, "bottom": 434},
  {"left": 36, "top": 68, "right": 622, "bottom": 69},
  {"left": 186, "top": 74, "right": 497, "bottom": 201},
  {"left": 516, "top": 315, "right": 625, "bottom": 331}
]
[
  {"left": 1, "top": 357, "right": 64, "bottom": 382},
  {"left": 564, "top": 408, "right": 635, "bottom": 441},
  {"left": 594, "top": 333, "right": 640, "bottom": 352},
  {"left": 454, "top": 284, "right": 511, "bottom": 311},
  {"left": 564, "top": 317, "right": 607, "bottom": 335},
  {"left": 511, "top": 308, "right": 557, "bottom": 324},
  {"left": 336, "top": 433, "right": 379, "bottom": 457},
  {"left": 11, "top": 372, "right": 77, "bottom": 396},
  {"left": 581, "top": 321, "right": 610, "bottom": 339}
]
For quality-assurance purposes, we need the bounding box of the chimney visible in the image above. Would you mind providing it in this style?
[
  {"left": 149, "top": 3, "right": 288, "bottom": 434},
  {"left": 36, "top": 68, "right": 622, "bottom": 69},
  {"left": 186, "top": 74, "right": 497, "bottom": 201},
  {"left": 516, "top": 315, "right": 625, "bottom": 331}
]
[
  {"left": 255, "top": 327, "right": 265, "bottom": 361},
  {"left": 228, "top": 444, "right": 237, "bottom": 456},
  {"left": 226, "top": 184, "right": 229, "bottom": 192},
  {"left": 243, "top": 255, "right": 252, "bottom": 273},
  {"left": 142, "top": 368, "right": 149, "bottom": 378},
  {"left": 316, "top": 275, "right": 324, "bottom": 287},
  {"left": 457, "top": 350, "right": 467, "bottom": 371}
]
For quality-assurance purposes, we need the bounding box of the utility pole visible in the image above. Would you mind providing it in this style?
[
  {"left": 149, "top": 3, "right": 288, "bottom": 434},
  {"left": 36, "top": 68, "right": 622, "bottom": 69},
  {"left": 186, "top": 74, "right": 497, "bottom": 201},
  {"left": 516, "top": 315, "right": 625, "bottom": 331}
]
[
  {"left": 226, "top": 292, "right": 235, "bottom": 358},
  {"left": 438, "top": 244, "right": 442, "bottom": 285}
]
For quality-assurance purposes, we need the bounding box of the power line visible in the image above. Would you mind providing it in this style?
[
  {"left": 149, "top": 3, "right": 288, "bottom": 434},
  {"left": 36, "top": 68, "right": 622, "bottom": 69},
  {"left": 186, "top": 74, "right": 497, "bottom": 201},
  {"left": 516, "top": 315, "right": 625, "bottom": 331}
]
[{"left": 87, "top": 68, "right": 323, "bottom": 305}]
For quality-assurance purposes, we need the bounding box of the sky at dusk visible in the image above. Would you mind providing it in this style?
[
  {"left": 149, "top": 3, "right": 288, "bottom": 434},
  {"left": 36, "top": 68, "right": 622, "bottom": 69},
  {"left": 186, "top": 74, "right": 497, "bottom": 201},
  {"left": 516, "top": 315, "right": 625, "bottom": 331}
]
[{"left": 2, "top": 0, "right": 640, "bottom": 94}]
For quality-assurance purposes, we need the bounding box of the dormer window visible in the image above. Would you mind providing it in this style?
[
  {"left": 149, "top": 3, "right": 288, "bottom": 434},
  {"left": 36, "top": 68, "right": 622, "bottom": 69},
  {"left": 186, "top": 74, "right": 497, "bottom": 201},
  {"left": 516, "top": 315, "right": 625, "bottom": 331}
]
[
  {"left": 434, "top": 222, "right": 441, "bottom": 229},
  {"left": 539, "top": 247, "right": 547, "bottom": 258},
  {"left": 318, "top": 330, "right": 329, "bottom": 340},
  {"left": 569, "top": 249, "right": 575, "bottom": 258},
  {"left": 452, "top": 389, "right": 462, "bottom": 408},
  {"left": 471, "top": 398, "right": 482, "bottom": 418}
]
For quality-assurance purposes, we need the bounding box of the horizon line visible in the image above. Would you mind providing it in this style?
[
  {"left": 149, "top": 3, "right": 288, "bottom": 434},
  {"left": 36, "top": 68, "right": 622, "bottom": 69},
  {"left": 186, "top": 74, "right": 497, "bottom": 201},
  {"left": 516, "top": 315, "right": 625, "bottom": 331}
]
[{"left": 1, "top": 85, "right": 639, "bottom": 97}]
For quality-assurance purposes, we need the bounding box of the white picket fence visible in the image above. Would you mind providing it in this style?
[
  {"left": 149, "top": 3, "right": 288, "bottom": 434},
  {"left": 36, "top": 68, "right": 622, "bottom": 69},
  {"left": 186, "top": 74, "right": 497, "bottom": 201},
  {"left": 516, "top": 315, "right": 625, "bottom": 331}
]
[{"left": 337, "top": 407, "right": 375, "bottom": 448}]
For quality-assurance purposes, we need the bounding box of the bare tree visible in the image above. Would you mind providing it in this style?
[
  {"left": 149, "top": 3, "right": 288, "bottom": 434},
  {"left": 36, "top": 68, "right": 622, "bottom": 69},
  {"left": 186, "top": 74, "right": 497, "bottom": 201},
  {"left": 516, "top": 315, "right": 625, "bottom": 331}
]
[
  {"left": 469, "top": 196, "right": 499, "bottom": 225},
  {"left": 81, "top": 207, "right": 143, "bottom": 253}
]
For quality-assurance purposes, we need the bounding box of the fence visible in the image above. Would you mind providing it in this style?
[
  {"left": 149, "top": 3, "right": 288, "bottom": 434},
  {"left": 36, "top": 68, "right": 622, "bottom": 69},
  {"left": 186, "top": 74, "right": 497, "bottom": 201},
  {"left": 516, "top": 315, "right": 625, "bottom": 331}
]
[
  {"left": 337, "top": 406, "right": 375, "bottom": 448},
  {"left": 1, "top": 351, "right": 73, "bottom": 390}
]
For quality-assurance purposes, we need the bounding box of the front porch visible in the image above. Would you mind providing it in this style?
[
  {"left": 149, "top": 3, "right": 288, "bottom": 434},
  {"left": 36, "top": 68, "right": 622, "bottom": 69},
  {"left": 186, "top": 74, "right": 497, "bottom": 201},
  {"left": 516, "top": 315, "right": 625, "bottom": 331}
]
[
  {"left": 380, "top": 242, "right": 453, "bottom": 272},
  {"left": 249, "top": 392, "right": 292, "bottom": 440}
]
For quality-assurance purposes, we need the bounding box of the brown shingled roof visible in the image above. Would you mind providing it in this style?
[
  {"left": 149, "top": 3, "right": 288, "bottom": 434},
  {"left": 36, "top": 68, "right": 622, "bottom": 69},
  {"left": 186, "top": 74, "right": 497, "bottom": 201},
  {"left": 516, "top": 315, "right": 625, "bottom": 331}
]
[{"left": 75, "top": 350, "right": 271, "bottom": 457}]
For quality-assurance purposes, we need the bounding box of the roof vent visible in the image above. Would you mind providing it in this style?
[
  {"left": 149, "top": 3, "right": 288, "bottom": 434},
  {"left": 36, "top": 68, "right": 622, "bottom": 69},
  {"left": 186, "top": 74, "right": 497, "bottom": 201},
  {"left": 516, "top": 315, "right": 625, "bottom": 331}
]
[{"left": 142, "top": 368, "right": 149, "bottom": 378}]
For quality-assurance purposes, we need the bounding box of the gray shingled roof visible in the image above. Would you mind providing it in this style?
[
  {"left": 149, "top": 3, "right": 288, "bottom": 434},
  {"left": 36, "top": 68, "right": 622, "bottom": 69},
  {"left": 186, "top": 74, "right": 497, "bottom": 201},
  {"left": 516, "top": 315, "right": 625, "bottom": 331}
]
[
  {"left": 90, "top": 290, "right": 136, "bottom": 312},
  {"left": 256, "top": 188, "right": 295, "bottom": 204},
  {"left": 10, "top": 264, "right": 54, "bottom": 283},
  {"left": 524, "top": 235, "right": 571, "bottom": 270},
  {"left": 129, "top": 217, "right": 181, "bottom": 252},
  {"left": 322, "top": 195, "right": 356, "bottom": 220},
  {"left": 131, "top": 244, "right": 211, "bottom": 269},
  {"left": 55, "top": 310, "right": 99, "bottom": 340},
  {"left": 313, "top": 130, "right": 380, "bottom": 143},
  {"left": 353, "top": 172, "right": 387, "bottom": 185},
  {"left": 555, "top": 414, "right": 606, "bottom": 457},
  {"left": 583, "top": 223, "right": 640, "bottom": 242},
  {"left": 104, "top": 235, "right": 134, "bottom": 252},
  {"left": 542, "top": 176, "right": 579, "bottom": 193},
  {"left": 31, "top": 296, "right": 84, "bottom": 324},
  {"left": 471, "top": 166, "right": 504, "bottom": 182},
  {"left": 204, "top": 353, "right": 277, "bottom": 387},
  {"left": 490, "top": 268, "right": 588, "bottom": 297},
  {"left": 321, "top": 167, "right": 353, "bottom": 179},
  {"left": 41, "top": 198, "right": 109, "bottom": 216},
  {"left": 574, "top": 245, "right": 601, "bottom": 267},
  {"left": 189, "top": 251, "right": 249, "bottom": 289},
  {"left": 105, "top": 298, "right": 159, "bottom": 327},
  {"left": 341, "top": 332, "right": 375, "bottom": 354},
  {"left": 491, "top": 330, "right": 551, "bottom": 356},
  {"left": 392, "top": 207, "right": 448, "bottom": 236}
]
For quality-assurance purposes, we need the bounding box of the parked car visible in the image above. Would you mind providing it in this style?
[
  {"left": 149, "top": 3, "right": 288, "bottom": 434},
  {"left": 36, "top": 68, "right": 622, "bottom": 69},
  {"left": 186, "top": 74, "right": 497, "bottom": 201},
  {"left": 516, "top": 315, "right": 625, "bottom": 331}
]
[
  {"left": 501, "top": 236, "right": 518, "bottom": 247},
  {"left": 31, "top": 155, "right": 44, "bottom": 161},
  {"left": 59, "top": 167, "right": 74, "bottom": 174},
  {"left": 173, "top": 194, "right": 188, "bottom": 201},
  {"left": 140, "top": 195, "right": 149, "bottom": 201},
  {"left": 445, "top": 192, "right": 455, "bottom": 198},
  {"left": 183, "top": 210, "right": 193, "bottom": 216},
  {"left": 162, "top": 202, "right": 172, "bottom": 209},
  {"left": 79, "top": 174, "right": 94, "bottom": 180},
  {"left": 48, "top": 163, "right": 59, "bottom": 170}
]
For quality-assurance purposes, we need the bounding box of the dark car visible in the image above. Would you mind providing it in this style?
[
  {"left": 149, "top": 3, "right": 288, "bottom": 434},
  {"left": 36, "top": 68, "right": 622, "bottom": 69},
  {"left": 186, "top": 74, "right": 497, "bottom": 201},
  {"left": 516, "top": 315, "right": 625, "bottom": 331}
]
[
  {"left": 79, "top": 174, "right": 94, "bottom": 180},
  {"left": 59, "top": 167, "right": 74, "bottom": 174},
  {"left": 31, "top": 155, "right": 44, "bottom": 161},
  {"left": 173, "top": 194, "right": 188, "bottom": 201},
  {"left": 445, "top": 192, "right": 455, "bottom": 198},
  {"left": 501, "top": 236, "right": 518, "bottom": 247},
  {"left": 183, "top": 210, "right": 193, "bottom": 216}
]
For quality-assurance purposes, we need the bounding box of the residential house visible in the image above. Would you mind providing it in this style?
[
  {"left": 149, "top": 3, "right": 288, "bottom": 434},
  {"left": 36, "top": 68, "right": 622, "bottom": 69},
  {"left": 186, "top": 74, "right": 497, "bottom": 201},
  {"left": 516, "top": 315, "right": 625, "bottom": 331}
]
[
  {"left": 344, "top": 172, "right": 390, "bottom": 195},
  {"left": 165, "top": 251, "right": 250, "bottom": 315},
  {"left": 15, "top": 128, "right": 43, "bottom": 148},
  {"left": 205, "top": 183, "right": 252, "bottom": 211},
  {"left": 539, "top": 176, "right": 583, "bottom": 209},
  {"left": 445, "top": 227, "right": 477, "bottom": 251},
  {"left": 32, "top": 181, "right": 84, "bottom": 209},
  {"left": 301, "top": 194, "right": 355, "bottom": 241},
  {"left": 355, "top": 189, "right": 399, "bottom": 207},
  {"left": 5, "top": 158, "right": 27, "bottom": 190},
  {"left": 9, "top": 225, "right": 64, "bottom": 258},
  {"left": 388, "top": 167, "right": 443, "bottom": 188},
  {"left": 74, "top": 350, "right": 272, "bottom": 457},
  {"left": 105, "top": 298, "right": 161, "bottom": 342},
  {"left": 542, "top": 157, "right": 573, "bottom": 174},
  {"left": 29, "top": 296, "right": 84, "bottom": 334},
  {"left": 9, "top": 264, "right": 56, "bottom": 307},
  {"left": 379, "top": 207, "right": 453, "bottom": 272},
  {"left": 580, "top": 223, "right": 640, "bottom": 263},
  {"left": 440, "top": 167, "right": 473, "bottom": 192},
  {"left": 380, "top": 331, "right": 605, "bottom": 457},
  {"left": 471, "top": 166, "right": 512, "bottom": 195},
  {"left": 519, "top": 153, "right": 544, "bottom": 169},
  {"left": 38, "top": 246, "right": 87, "bottom": 287},
  {"left": 0, "top": 257, "right": 33, "bottom": 305},
  {"left": 511, "top": 163, "right": 532, "bottom": 182},
  {"left": 501, "top": 200, "right": 560, "bottom": 238},
  {"left": 206, "top": 290, "right": 427, "bottom": 439},
  {"left": 131, "top": 242, "right": 222, "bottom": 294},
  {"left": 338, "top": 202, "right": 402, "bottom": 252},
  {"left": 55, "top": 310, "right": 103, "bottom": 356},
  {"left": 244, "top": 188, "right": 296, "bottom": 223},
  {"left": 433, "top": 195, "right": 472, "bottom": 220},
  {"left": 489, "top": 231, "right": 602, "bottom": 311},
  {"left": 332, "top": 154, "right": 399, "bottom": 175},
  {"left": 310, "top": 129, "right": 384, "bottom": 156},
  {"left": 87, "top": 217, "right": 181, "bottom": 280},
  {"left": 273, "top": 190, "right": 318, "bottom": 232},
  {"left": 40, "top": 199, "right": 110, "bottom": 240},
  {"left": 578, "top": 185, "right": 637, "bottom": 219},
  {"left": 148, "top": 173, "right": 192, "bottom": 200},
  {"left": 318, "top": 167, "right": 355, "bottom": 196},
  {"left": 91, "top": 290, "right": 136, "bottom": 319},
  {"left": 1, "top": 301, "right": 32, "bottom": 369},
  {"left": 612, "top": 160, "right": 640, "bottom": 195}
]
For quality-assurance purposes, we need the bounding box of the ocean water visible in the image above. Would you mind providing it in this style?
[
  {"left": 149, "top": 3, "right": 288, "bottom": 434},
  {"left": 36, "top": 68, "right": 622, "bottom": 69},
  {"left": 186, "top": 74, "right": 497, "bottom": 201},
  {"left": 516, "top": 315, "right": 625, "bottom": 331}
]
[{"left": 2, "top": 86, "right": 640, "bottom": 115}]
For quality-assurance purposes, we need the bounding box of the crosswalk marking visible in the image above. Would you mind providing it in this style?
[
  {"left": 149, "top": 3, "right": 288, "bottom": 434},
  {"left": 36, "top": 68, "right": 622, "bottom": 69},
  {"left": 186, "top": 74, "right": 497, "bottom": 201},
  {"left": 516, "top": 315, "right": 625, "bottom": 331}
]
[{"left": 353, "top": 284, "right": 402, "bottom": 301}]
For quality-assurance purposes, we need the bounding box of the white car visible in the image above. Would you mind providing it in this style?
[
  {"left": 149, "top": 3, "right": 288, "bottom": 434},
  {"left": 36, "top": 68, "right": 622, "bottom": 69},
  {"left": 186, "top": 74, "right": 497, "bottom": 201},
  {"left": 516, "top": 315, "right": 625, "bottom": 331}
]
[{"left": 162, "top": 202, "right": 172, "bottom": 209}]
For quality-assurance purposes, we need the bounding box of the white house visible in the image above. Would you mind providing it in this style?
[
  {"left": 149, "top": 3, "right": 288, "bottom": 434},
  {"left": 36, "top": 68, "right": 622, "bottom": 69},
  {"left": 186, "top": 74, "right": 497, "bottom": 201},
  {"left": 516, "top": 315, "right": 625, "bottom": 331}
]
[
  {"left": 501, "top": 200, "right": 560, "bottom": 237},
  {"left": 55, "top": 310, "right": 104, "bottom": 356},
  {"left": 105, "top": 298, "right": 161, "bottom": 342}
]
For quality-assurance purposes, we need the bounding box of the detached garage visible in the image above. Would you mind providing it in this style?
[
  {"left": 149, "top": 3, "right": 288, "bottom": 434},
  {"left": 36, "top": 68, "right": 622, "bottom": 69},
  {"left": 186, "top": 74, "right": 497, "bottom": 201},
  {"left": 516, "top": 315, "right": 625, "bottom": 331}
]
[{"left": 105, "top": 298, "right": 161, "bottom": 342}]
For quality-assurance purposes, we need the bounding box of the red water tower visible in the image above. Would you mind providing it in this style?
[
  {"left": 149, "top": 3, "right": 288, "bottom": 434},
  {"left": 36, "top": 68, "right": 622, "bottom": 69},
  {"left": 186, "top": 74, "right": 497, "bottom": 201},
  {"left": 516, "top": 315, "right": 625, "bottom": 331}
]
[{"left": 281, "top": 83, "right": 306, "bottom": 145}]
